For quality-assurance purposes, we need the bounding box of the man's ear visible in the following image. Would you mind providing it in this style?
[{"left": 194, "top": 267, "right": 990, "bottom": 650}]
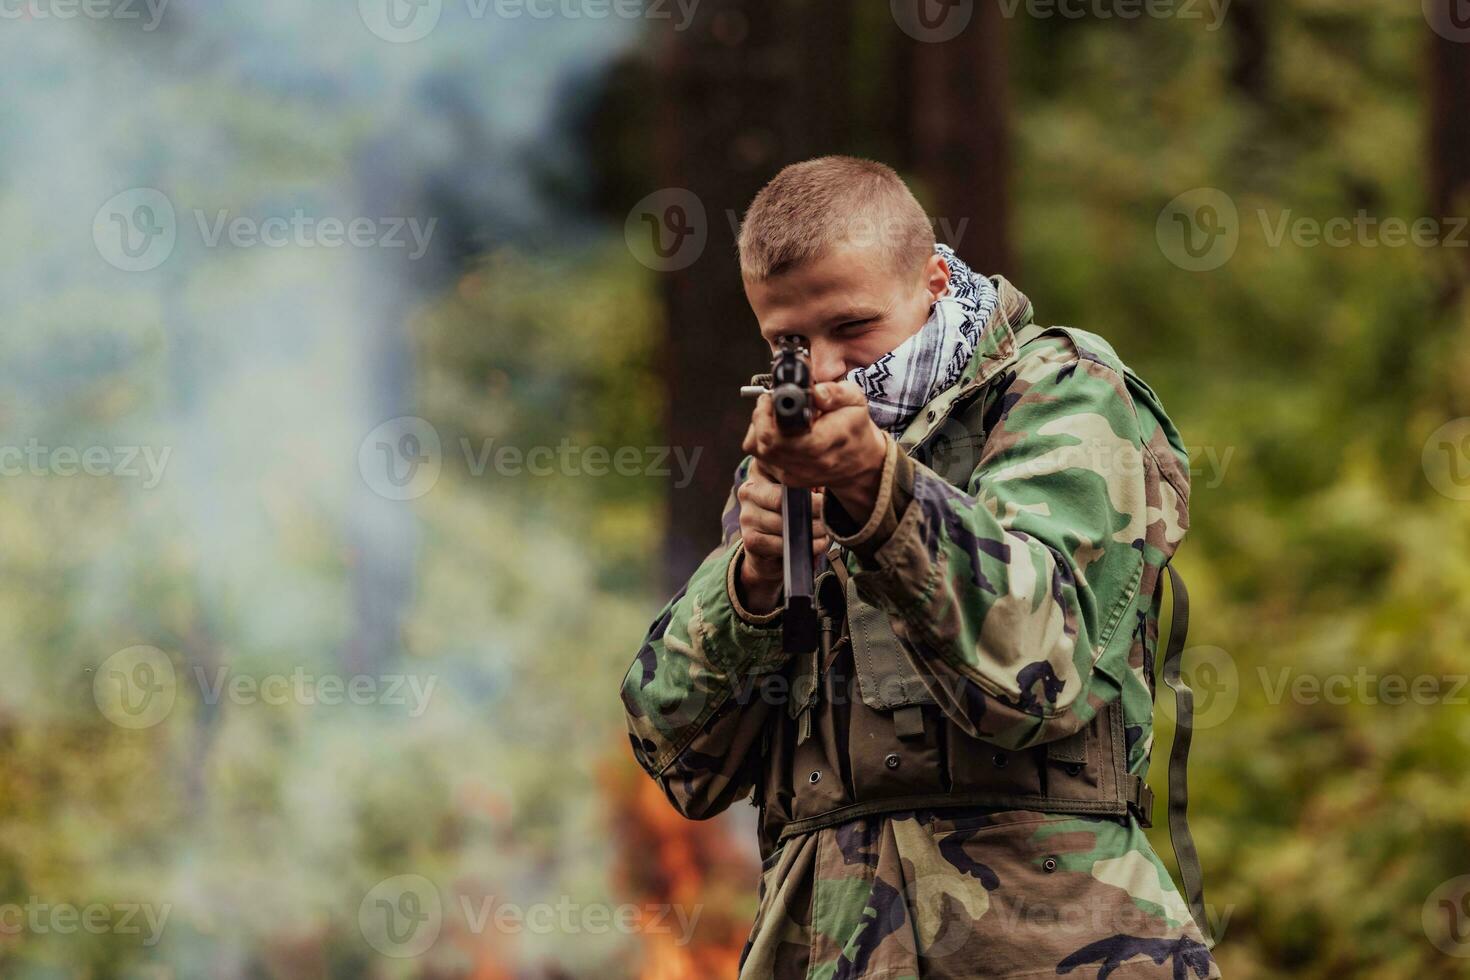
[{"left": 924, "top": 252, "right": 950, "bottom": 300}]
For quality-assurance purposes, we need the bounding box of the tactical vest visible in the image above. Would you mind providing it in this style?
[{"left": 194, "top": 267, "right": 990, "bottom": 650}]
[{"left": 752, "top": 346, "right": 1213, "bottom": 949}]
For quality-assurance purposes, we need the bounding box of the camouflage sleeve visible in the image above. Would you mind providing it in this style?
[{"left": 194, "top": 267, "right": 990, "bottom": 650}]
[
  {"left": 620, "top": 456, "right": 790, "bottom": 819},
  {"left": 825, "top": 335, "right": 1156, "bottom": 750}
]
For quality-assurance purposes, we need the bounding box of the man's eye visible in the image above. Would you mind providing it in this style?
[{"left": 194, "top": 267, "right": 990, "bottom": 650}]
[{"left": 837, "top": 320, "right": 873, "bottom": 334}]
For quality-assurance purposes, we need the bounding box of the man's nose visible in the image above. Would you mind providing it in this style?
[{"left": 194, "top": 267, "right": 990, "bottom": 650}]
[{"left": 809, "top": 340, "right": 847, "bottom": 384}]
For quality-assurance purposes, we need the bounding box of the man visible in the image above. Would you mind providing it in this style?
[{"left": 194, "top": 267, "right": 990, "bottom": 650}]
[{"left": 621, "top": 156, "right": 1219, "bottom": 978}]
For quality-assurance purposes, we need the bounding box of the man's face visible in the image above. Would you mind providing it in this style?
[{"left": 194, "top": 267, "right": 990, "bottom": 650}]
[{"left": 745, "top": 241, "right": 950, "bottom": 384}]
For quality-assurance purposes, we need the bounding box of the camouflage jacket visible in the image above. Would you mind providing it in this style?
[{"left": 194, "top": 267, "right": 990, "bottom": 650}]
[{"left": 621, "top": 278, "right": 1219, "bottom": 978}]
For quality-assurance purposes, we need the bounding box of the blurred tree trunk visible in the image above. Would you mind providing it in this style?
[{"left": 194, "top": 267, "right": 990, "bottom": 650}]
[
  {"left": 651, "top": 0, "right": 854, "bottom": 588},
  {"left": 1227, "top": 0, "right": 1268, "bottom": 104},
  {"left": 907, "top": 3, "right": 1014, "bottom": 276},
  {"left": 1430, "top": 5, "right": 1470, "bottom": 275},
  {"left": 1428, "top": 4, "right": 1470, "bottom": 411}
]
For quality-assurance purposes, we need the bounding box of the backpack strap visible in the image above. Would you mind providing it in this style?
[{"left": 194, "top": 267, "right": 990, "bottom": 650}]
[{"left": 1159, "top": 562, "right": 1214, "bottom": 949}]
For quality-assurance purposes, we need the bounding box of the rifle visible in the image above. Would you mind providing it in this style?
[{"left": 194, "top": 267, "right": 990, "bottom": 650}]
[{"left": 740, "top": 335, "right": 820, "bottom": 654}]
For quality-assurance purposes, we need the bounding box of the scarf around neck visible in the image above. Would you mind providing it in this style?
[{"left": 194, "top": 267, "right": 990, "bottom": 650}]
[{"left": 846, "top": 242, "right": 1000, "bottom": 435}]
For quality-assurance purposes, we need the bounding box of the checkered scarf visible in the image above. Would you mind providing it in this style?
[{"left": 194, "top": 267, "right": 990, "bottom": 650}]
[{"left": 846, "top": 243, "right": 1000, "bottom": 435}]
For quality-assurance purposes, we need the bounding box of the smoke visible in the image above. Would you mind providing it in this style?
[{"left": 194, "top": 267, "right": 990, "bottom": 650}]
[{"left": 0, "top": 3, "right": 648, "bottom": 974}]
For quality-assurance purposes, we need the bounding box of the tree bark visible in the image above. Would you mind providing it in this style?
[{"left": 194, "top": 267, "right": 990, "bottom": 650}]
[
  {"left": 907, "top": 2, "right": 1014, "bottom": 277},
  {"left": 651, "top": 0, "right": 854, "bottom": 589},
  {"left": 1430, "top": 6, "right": 1470, "bottom": 231}
]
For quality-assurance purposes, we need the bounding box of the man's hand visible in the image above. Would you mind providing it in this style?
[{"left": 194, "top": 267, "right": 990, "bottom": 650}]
[
  {"left": 735, "top": 458, "right": 829, "bottom": 616},
  {"left": 742, "top": 381, "right": 887, "bottom": 526}
]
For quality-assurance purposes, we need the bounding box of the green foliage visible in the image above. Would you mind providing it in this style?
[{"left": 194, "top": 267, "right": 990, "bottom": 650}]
[{"left": 1012, "top": 5, "right": 1470, "bottom": 976}]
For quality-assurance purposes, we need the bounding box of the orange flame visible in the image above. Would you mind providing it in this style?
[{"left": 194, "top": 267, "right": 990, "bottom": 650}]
[{"left": 599, "top": 749, "right": 757, "bottom": 979}]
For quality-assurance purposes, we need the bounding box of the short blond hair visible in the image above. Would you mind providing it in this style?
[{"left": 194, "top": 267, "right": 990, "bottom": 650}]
[{"left": 737, "top": 155, "right": 935, "bottom": 284}]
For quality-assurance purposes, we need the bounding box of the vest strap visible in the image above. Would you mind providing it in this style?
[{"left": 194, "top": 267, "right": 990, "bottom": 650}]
[
  {"left": 1161, "top": 563, "right": 1213, "bottom": 949},
  {"left": 776, "top": 791, "right": 1130, "bottom": 843}
]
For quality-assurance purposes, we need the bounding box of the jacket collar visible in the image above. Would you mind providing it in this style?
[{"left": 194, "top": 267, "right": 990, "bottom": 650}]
[{"left": 895, "top": 275, "right": 1037, "bottom": 452}]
